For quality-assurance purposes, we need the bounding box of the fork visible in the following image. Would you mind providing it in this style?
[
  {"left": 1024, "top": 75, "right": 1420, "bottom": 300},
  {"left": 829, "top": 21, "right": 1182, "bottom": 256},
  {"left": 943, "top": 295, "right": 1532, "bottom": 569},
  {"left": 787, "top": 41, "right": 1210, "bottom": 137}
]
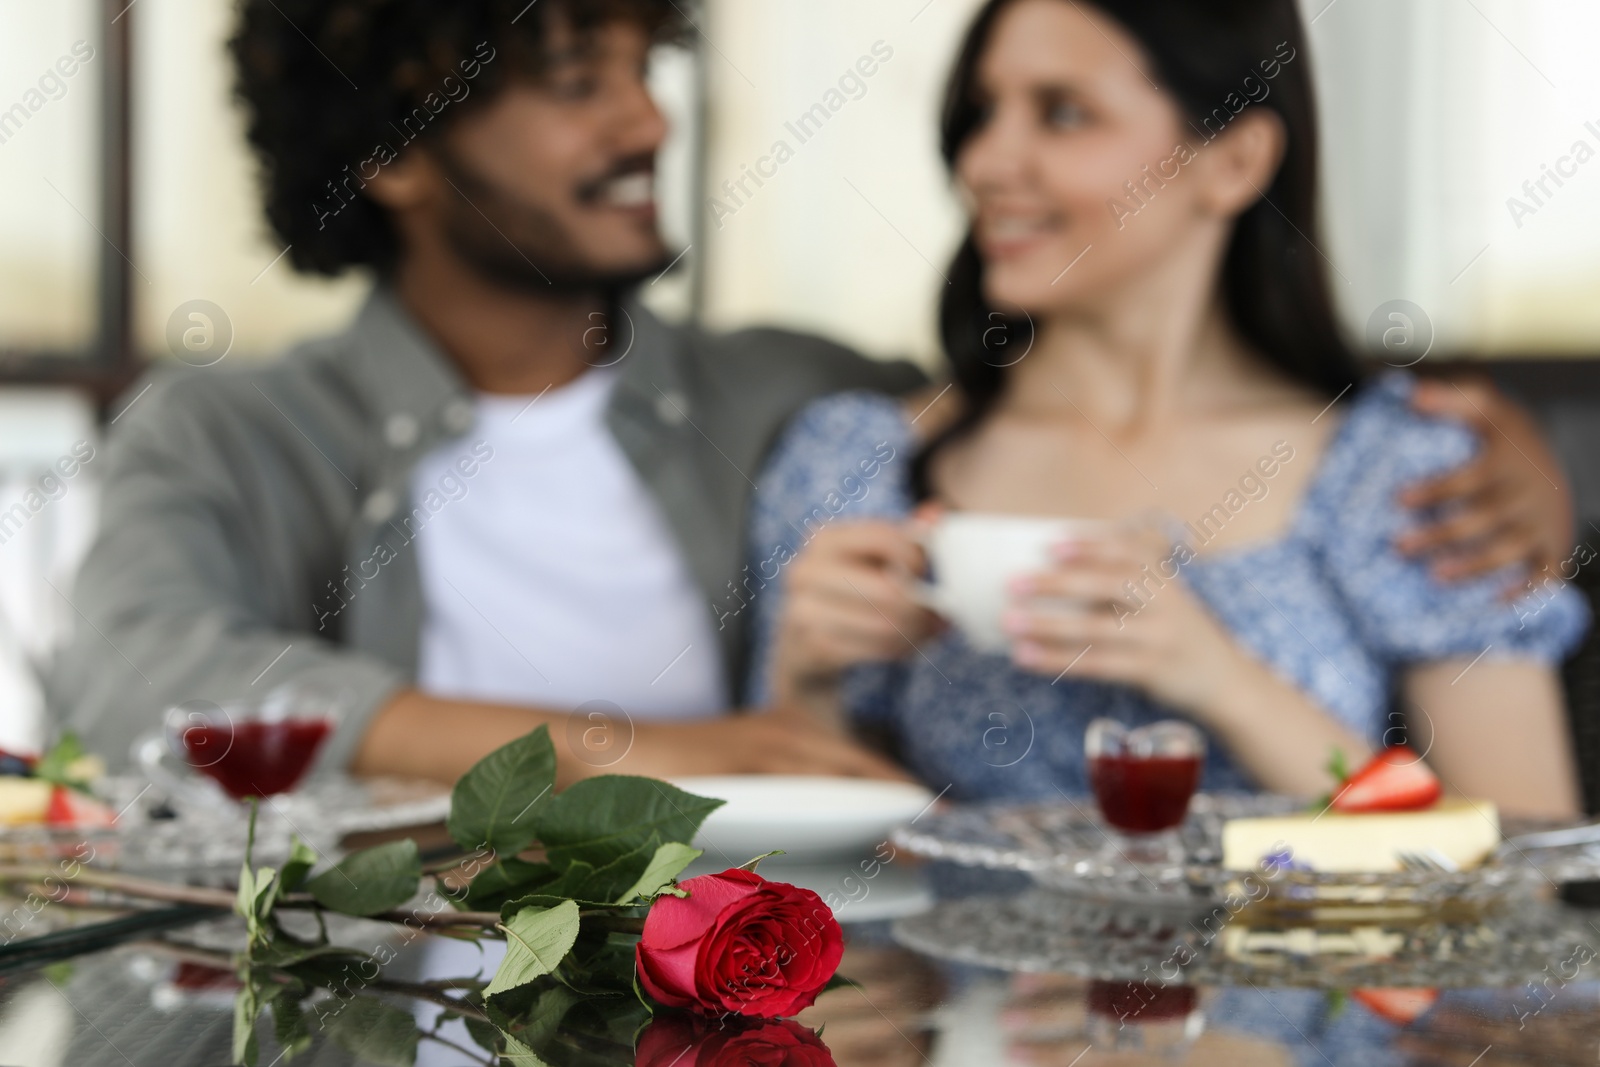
[
  {"left": 1395, "top": 848, "right": 1461, "bottom": 873},
  {"left": 1492, "top": 822, "right": 1600, "bottom": 861}
]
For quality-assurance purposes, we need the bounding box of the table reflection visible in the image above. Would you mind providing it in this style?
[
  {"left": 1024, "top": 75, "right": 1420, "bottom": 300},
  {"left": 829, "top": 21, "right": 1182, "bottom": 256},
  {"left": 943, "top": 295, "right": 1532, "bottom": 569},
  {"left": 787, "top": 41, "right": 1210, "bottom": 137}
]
[{"left": 4, "top": 865, "right": 1600, "bottom": 1066}]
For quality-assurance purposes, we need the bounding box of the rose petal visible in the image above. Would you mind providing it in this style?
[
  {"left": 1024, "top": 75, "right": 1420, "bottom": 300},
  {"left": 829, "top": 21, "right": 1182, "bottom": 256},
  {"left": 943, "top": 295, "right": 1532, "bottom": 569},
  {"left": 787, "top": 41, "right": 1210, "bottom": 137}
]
[
  {"left": 635, "top": 1013, "right": 836, "bottom": 1067},
  {"left": 640, "top": 871, "right": 844, "bottom": 1020},
  {"left": 636, "top": 937, "right": 701, "bottom": 1008},
  {"left": 642, "top": 869, "right": 766, "bottom": 951}
]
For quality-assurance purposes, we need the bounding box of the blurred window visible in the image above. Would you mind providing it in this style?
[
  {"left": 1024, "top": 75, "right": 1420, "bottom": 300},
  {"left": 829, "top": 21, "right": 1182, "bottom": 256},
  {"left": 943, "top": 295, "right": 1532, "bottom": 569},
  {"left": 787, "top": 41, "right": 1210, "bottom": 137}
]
[
  {"left": 0, "top": 1, "right": 105, "bottom": 367},
  {"left": 2, "top": 1, "right": 1597, "bottom": 382}
]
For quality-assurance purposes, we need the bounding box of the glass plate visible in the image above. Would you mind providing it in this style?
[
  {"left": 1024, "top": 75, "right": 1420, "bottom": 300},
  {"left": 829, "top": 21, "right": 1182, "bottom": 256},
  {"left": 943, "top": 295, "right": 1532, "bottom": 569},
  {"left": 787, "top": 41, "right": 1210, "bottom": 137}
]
[
  {"left": 0, "top": 774, "right": 452, "bottom": 875},
  {"left": 892, "top": 794, "right": 1600, "bottom": 906},
  {"left": 893, "top": 888, "right": 1600, "bottom": 989}
]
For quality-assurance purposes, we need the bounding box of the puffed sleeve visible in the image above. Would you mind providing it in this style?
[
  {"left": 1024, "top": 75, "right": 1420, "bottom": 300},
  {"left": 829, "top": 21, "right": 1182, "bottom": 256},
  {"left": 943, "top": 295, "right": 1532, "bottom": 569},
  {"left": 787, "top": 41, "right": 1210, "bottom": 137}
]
[
  {"left": 741, "top": 392, "right": 917, "bottom": 720},
  {"left": 1311, "top": 373, "right": 1589, "bottom": 666}
]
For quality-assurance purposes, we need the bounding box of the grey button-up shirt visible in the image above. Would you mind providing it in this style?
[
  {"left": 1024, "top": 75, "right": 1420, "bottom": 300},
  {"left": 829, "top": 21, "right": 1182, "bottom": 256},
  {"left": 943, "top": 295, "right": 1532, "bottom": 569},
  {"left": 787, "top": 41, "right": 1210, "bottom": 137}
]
[{"left": 50, "top": 288, "right": 923, "bottom": 773}]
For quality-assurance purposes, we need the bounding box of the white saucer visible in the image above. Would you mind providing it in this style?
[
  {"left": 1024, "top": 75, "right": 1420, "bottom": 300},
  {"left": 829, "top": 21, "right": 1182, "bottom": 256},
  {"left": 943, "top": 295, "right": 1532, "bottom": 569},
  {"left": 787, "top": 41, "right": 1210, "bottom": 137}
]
[{"left": 670, "top": 775, "right": 936, "bottom": 861}]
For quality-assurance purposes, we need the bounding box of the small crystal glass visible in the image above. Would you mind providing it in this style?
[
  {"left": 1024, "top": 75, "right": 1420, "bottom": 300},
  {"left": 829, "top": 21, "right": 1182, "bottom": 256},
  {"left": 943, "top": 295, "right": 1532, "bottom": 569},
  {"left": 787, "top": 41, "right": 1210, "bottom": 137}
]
[
  {"left": 133, "top": 683, "right": 345, "bottom": 807},
  {"left": 1085, "top": 718, "right": 1205, "bottom": 866},
  {"left": 1085, "top": 979, "right": 1205, "bottom": 1054}
]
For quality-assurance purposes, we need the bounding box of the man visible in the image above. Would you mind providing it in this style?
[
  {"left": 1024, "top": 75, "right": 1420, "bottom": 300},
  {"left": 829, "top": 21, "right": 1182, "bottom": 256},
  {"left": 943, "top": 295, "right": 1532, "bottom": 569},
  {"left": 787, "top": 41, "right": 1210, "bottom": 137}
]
[{"left": 50, "top": 0, "right": 1576, "bottom": 787}]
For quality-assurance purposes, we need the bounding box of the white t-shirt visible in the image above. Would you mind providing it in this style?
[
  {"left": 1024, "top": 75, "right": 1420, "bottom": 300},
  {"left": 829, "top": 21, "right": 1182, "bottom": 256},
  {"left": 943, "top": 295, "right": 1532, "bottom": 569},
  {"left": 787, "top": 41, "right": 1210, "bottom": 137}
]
[{"left": 411, "top": 367, "right": 727, "bottom": 719}]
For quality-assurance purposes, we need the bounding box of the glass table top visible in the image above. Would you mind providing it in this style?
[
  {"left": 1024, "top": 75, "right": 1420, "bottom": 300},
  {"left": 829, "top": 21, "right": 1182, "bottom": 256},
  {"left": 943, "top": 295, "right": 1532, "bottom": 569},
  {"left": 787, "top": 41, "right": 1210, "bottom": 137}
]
[{"left": 3, "top": 854, "right": 1600, "bottom": 1066}]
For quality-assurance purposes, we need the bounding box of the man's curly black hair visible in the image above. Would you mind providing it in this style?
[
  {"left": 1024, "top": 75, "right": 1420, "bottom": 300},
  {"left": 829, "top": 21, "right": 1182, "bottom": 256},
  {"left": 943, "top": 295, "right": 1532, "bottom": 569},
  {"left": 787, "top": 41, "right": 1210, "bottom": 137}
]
[{"left": 231, "top": 0, "right": 685, "bottom": 277}]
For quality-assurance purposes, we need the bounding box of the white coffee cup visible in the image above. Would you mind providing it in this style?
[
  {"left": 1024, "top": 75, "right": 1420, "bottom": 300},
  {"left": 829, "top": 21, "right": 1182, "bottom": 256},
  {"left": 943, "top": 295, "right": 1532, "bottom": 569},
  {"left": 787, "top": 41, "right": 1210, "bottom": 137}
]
[{"left": 914, "top": 512, "right": 1112, "bottom": 654}]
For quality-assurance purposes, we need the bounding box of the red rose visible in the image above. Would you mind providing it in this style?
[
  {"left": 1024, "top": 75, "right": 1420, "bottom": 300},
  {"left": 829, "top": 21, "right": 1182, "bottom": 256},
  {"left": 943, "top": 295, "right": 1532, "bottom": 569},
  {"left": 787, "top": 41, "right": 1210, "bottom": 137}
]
[
  {"left": 635, "top": 868, "right": 843, "bottom": 1018},
  {"left": 635, "top": 1012, "right": 837, "bottom": 1067}
]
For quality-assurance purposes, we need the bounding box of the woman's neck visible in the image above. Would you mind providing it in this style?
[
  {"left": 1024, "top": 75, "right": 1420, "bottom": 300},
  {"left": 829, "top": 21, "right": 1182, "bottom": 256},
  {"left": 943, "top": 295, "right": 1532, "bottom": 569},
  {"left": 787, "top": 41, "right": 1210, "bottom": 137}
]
[{"left": 1001, "top": 240, "right": 1267, "bottom": 432}]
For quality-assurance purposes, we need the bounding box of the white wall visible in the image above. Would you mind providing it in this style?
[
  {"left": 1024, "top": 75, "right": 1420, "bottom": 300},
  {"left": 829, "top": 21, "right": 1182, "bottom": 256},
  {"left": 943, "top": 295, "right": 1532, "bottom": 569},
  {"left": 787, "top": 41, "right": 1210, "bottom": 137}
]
[
  {"left": 699, "top": 0, "right": 1600, "bottom": 362},
  {"left": 7, "top": 0, "right": 1600, "bottom": 369},
  {"left": 699, "top": 0, "right": 983, "bottom": 366}
]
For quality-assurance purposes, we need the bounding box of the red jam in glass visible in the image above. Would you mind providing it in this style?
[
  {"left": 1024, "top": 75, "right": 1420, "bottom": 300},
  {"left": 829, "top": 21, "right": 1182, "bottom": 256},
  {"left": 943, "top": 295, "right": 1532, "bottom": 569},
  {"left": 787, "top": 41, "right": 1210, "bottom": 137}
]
[
  {"left": 1089, "top": 752, "right": 1202, "bottom": 832},
  {"left": 172, "top": 962, "right": 239, "bottom": 991},
  {"left": 182, "top": 719, "right": 332, "bottom": 799},
  {"left": 1088, "top": 979, "right": 1198, "bottom": 1023}
]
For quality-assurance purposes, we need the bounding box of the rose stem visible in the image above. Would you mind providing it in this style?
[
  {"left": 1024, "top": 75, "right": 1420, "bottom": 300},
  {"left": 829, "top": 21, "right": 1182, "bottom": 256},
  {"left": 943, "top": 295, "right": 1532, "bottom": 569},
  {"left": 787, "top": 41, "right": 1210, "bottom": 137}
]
[
  {"left": 370, "top": 977, "right": 494, "bottom": 1022},
  {"left": 134, "top": 940, "right": 498, "bottom": 1025},
  {"left": 0, "top": 865, "right": 503, "bottom": 928}
]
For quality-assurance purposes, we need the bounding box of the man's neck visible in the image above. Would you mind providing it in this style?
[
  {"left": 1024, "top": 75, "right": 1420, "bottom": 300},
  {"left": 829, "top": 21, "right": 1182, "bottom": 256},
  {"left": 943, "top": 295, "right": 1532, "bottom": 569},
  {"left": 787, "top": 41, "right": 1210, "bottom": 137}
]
[{"left": 391, "top": 254, "right": 607, "bottom": 396}]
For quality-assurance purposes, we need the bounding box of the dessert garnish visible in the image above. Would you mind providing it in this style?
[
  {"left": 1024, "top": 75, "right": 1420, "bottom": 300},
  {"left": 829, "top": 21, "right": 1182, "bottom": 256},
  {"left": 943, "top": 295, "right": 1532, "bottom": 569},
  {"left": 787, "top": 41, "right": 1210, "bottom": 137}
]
[
  {"left": 0, "top": 733, "right": 114, "bottom": 828},
  {"left": 1324, "top": 745, "right": 1441, "bottom": 814},
  {"left": 1352, "top": 987, "right": 1439, "bottom": 1025}
]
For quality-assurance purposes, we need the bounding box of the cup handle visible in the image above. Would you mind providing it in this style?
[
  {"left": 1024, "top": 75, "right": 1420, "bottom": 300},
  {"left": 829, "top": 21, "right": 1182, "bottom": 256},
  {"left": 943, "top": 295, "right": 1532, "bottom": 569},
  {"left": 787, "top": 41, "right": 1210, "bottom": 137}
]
[
  {"left": 132, "top": 731, "right": 222, "bottom": 811},
  {"left": 900, "top": 523, "right": 945, "bottom": 614}
]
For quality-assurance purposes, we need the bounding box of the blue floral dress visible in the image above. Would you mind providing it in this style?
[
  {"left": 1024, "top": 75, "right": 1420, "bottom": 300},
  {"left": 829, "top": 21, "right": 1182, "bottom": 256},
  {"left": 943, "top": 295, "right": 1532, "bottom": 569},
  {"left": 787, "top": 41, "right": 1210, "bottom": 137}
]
[{"left": 744, "top": 374, "right": 1590, "bottom": 801}]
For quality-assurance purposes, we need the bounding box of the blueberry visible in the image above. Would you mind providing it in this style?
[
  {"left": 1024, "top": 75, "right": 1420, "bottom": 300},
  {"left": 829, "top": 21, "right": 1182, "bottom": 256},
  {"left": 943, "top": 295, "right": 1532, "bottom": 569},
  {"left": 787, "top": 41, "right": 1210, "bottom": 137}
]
[{"left": 0, "top": 754, "right": 33, "bottom": 777}]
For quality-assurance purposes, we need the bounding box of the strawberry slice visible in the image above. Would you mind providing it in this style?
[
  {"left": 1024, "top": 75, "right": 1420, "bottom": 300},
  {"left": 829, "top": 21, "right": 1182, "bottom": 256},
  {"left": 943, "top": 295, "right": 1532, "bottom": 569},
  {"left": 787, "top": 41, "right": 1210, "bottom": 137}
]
[
  {"left": 1330, "top": 745, "right": 1441, "bottom": 813},
  {"left": 44, "top": 785, "right": 115, "bottom": 828},
  {"left": 1352, "top": 987, "right": 1439, "bottom": 1025}
]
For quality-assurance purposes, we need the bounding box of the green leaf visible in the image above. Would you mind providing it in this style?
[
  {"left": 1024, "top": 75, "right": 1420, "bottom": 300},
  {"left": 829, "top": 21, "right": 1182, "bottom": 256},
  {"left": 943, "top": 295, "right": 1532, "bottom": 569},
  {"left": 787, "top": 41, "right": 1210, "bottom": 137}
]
[
  {"left": 33, "top": 733, "right": 89, "bottom": 789},
  {"left": 323, "top": 996, "right": 419, "bottom": 1066},
  {"left": 448, "top": 727, "right": 557, "bottom": 854},
  {"left": 540, "top": 860, "right": 598, "bottom": 898},
  {"left": 463, "top": 1016, "right": 506, "bottom": 1057},
  {"left": 616, "top": 842, "right": 701, "bottom": 904},
  {"left": 462, "top": 858, "right": 559, "bottom": 912},
  {"left": 821, "top": 973, "right": 861, "bottom": 995},
  {"left": 592, "top": 995, "right": 654, "bottom": 1044},
  {"left": 233, "top": 982, "right": 263, "bottom": 1067},
  {"left": 499, "top": 1034, "right": 554, "bottom": 1067},
  {"left": 235, "top": 862, "right": 278, "bottom": 947},
  {"left": 735, "top": 850, "right": 783, "bottom": 873},
  {"left": 278, "top": 836, "right": 319, "bottom": 894},
  {"left": 305, "top": 840, "right": 421, "bottom": 917},
  {"left": 497, "top": 893, "right": 603, "bottom": 920},
  {"left": 253, "top": 867, "right": 279, "bottom": 914},
  {"left": 535, "top": 777, "right": 722, "bottom": 868},
  {"left": 269, "top": 994, "right": 313, "bottom": 1062},
  {"left": 486, "top": 901, "right": 582, "bottom": 997},
  {"left": 494, "top": 852, "right": 656, "bottom": 918},
  {"left": 518, "top": 986, "right": 582, "bottom": 1051},
  {"left": 573, "top": 835, "right": 689, "bottom": 904},
  {"left": 1326, "top": 746, "right": 1349, "bottom": 784},
  {"left": 236, "top": 861, "right": 257, "bottom": 924}
]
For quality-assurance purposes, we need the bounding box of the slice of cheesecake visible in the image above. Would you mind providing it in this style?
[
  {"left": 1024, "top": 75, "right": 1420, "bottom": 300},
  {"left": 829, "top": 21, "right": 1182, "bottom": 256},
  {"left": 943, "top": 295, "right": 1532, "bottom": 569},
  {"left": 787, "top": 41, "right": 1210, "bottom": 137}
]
[
  {"left": 1221, "top": 799, "right": 1500, "bottom": 873},
  {"left": 0, "top": 778, "right": 53, "bottom": 826}
]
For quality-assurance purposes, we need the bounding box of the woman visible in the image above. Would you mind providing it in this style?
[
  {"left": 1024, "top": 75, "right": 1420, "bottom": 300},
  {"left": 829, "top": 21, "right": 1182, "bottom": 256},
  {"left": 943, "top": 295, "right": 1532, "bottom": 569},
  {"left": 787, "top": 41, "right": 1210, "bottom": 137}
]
[{"left": 748, "top": 0, "right": 1587, "bottom": 816}]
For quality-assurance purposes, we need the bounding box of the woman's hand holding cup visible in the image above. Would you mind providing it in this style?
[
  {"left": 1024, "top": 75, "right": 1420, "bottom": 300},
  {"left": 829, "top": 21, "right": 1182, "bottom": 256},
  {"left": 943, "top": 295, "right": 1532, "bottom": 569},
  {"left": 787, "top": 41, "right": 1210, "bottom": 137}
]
[
  {"left": 772, "top": 521, "right": 945, "bottom": 715},
  {"left": 1003, "top": 527, "right": 1246, "bottom": 719}
]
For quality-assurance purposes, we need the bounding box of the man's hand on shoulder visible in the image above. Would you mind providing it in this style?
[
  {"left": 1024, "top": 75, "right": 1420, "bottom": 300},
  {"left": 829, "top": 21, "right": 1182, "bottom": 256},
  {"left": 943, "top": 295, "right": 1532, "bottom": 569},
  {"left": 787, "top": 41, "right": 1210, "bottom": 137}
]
[{"left": 1397, "top": 375, "right": 1574, "bottom": 588}]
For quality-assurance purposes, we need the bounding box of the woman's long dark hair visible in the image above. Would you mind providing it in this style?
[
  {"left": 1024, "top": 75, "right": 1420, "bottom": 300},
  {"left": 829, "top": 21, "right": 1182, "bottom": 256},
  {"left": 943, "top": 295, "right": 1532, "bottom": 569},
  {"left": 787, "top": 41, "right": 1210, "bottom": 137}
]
[{"left": 912, "top": 0, "right": 1363, "bottom": 498}]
